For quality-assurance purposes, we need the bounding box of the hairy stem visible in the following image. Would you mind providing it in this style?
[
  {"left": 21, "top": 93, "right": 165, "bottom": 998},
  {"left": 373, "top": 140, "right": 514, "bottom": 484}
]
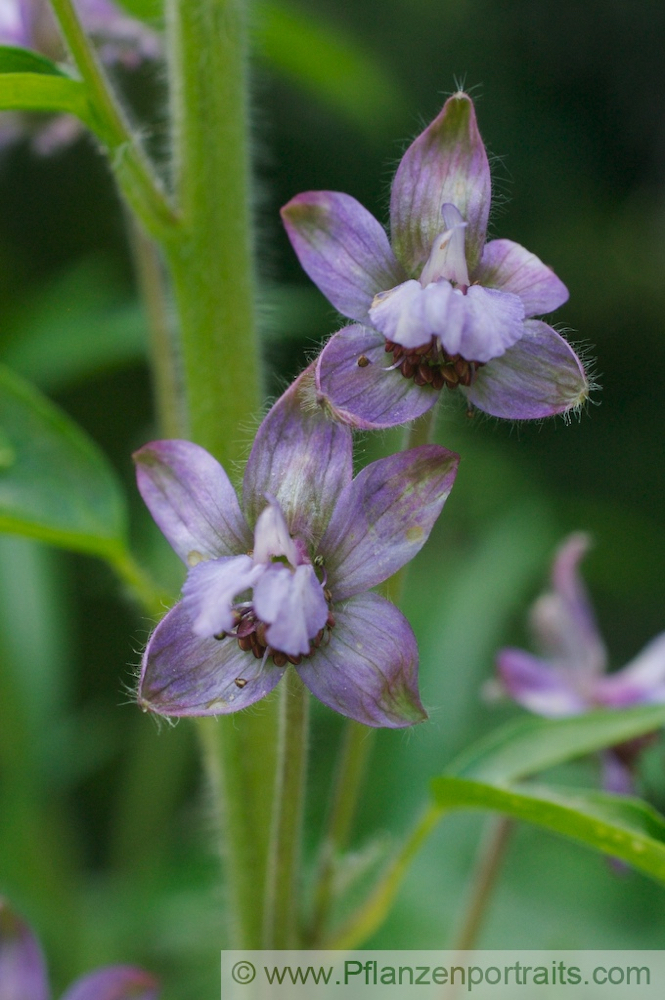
[
  {"left": 263, "top": 669, "right": 310, "bottom": 948},
  {"left": 48, "top": 0, "right": 179, "bottom": 241},
  {"left": 451, "top": 817, "right": 513, "bottom": 952}
]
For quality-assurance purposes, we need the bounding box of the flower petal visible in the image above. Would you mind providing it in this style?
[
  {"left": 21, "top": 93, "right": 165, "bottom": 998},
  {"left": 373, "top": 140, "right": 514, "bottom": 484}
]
[
  {"left": 243, "top": 366, "right": 353, "bottom": 543},
  {"left": 134, "top": 440, "right": 251, "bottom": 564},
  {"left": 0, "top": 900, "right": 49, "bottom": 1000},
  {"left": 390, "top": 92, "right": 491, "bottom": 275},
  {"left": 281, "top": 191, "right": 405, "bottom": 322},
  {"left": 475, "top": 239, "right": 569, "bottom": 317},
  {"left": 252, "top": 499, "right": 299, "bottom": 566},
  {"left": 464, "top": 320, "right": 589, "bottom": 419},
  {"left": 138, "top": 602, "right": 283, "bottom": 716},
  {"left": 62, "top": 966, "right": 159, "bottom": 1000},
  {"left": 532, "top": 532, "right": 607, "bottom": 679},
  {"left": 320, "top": 445, "right": 459, "bottom": 600},
  {"left": 597, "top": 632, "right": 665, "bottom": 708},
  {"left": 253, "top": 564, "right": 329, "bottom": 657},
  {"left": 181, "top": 555, "right": 262, "bottom": 637},
  {"left": 496, "top": 648, "right": 588, "bottom": 717},
  {"left": 419, "top": 204, "right": 470, "bottom": 287},
  {"left": 296, "top": 592, "right": 426, "bottom": 727},
  {"left": 369, "top": 280, "right": 524, "bottom": 361},
  {"left": 315, "top": 325, "right": 438, "bottom": 430}
]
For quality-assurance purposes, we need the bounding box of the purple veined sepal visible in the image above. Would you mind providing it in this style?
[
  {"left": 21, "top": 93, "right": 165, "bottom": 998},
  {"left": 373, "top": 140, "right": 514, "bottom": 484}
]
[
  {"left": 0, "top": 898, "right": 49, "bottom": 1000},
  {"left": 0, "top": 898, "right": 160, "bottom": 1000},
  {"left": 296, "top": 592, "right": 426, "bottom": 728},
  {"left": 496, "top": 647, "right": 589, "bottom": 718},
  {"left": 136, "top": 367, "right": 459, "bottom": 728},
  {"left": 61, "top": 966, "right": 160, "bottom": 1000}
]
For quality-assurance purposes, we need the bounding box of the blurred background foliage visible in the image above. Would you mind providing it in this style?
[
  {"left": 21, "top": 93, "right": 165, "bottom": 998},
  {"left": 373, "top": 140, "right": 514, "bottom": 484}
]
[{"left": 1, "top": 0, "right": 665, "bottom": 995}]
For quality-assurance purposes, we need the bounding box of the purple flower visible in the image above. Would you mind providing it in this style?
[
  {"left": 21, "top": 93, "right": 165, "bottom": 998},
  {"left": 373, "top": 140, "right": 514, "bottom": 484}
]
[
  {"left": 497, "top": 533, "right": 665, "bottom": 792},
  {"left": 0, "top": 897, "right": 159, "bottom": 1000},
  {"left": 0, "top": 0, "right": 159, "bottom": 153},
  {"left": 281, "top": 92, "right": 588, "bottom": 429},
  {"left": 135, "top": 371, "right": 459, "bottom": 728}
]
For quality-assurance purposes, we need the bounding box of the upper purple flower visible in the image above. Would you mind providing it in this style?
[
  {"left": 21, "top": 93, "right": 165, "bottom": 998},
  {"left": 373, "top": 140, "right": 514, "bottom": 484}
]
[
  {"left": 135, "top": 371, "right": 459, "bottom": 728},
  {"left": 497, "top": 533, "right": 665, "bottom": 793},
  {"left": 0, "top": 0, "right": 159, "bottom": 153},
  {"left": 0, "top": 896, "right": 159, "bottom": 1000},
  {"left": 281, "top": 92, "right": 589, "bottom": 429}
]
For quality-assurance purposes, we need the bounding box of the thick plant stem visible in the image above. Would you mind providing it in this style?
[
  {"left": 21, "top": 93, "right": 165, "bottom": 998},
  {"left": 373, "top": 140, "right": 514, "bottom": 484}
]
[
  {"left": 309, "top": 720, "right": 373, "bottom": 945},
  {"left": 160, "top": 0, "right": 277, "bottom": 949},
  {"left": 263, "top": 669, "right": 310, "bottom": 948},
  {"left": 451, "top": 817, "right": 513, "bottom": 952},
  {"left": 164, "top": 0, "right": 262, "bottom": 466},
  {"left": 48, "top": 0, "right": 178, "bottom": 241}
]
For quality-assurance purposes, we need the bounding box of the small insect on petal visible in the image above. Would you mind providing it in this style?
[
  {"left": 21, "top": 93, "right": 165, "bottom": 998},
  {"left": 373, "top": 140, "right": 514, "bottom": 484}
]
[{"left": 357, "top": 355, "right": 370, "bottom": 367}]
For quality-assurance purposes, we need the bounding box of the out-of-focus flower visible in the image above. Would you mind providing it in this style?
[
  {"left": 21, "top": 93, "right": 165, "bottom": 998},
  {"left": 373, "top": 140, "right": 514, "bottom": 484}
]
[
  {"left": 497, "top": 533, "right": 665, "bottom": 792},
  {"left": 0, "top": 0, "right": 159, "bottom": 153},
  {"left": 135, "top": 371, "right": 459, "bottom": 728},
  {"left": 0, "top": 897, "right": 159, "bottom": 999},
  {"left": 281, "top": 91, "right": 588, "bottom": 429}
]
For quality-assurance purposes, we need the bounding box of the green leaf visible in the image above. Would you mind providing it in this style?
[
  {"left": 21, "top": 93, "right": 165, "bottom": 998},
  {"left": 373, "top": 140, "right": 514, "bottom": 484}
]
[
  {"left": 253, "top": 2, "right": 406, "bottom": 134},
  {"left": 0, "top": 364, "right": 127, "bottom": 556},
  {"left": 0, "top": 71, "right": 93, "bottom": 125},
  {"left": 0, "top": 45, "right": 66, "bottom": 76},
  {"left": 447, "top": 706, "right": 665, "bottom": 784},
  {"left": 432, "top": 776, "right": 665, "bottom": 883}
]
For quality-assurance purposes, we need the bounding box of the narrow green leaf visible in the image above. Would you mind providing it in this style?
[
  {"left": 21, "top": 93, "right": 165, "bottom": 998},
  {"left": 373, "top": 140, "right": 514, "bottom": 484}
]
[
  {"left": 0, "top": 364, "right": 127, "bottom": 556},
  {"left": 447, "top": 706, "right": 665, "bottom": 784},
  {"left": 0, "top": 45, "right": 66, "bottom": 76},
  {"left": 253, "top": 2, "right": 406, "bottom": 133},
  {"left": 0, "top": 72, "right": 93, "bottom": 126},
  {"left": 432, "top": 776, "right": 665, "bottom": 883}
]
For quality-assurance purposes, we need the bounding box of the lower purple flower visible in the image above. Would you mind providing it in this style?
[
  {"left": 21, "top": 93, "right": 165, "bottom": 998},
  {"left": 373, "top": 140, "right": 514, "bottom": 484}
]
[
  {"left": 135, "top": 371, "right": 459, "bottom": 728},
  {"left": 0, "top": 897, "right": 159, "bottom": 1000},
  {"left": 496, "top": 533, "right": 665, "bottom": 792}
]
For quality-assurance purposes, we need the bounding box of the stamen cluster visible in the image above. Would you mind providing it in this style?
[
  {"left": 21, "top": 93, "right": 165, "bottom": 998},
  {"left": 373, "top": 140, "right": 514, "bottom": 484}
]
[{"left": 381, "top": 336, "right": 484, "bottom": 390}]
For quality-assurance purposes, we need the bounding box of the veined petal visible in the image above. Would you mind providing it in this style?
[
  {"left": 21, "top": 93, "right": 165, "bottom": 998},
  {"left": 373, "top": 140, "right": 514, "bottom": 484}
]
[
  {"left": 296, "top": 592, "right": 426, "bottom": 727},
  {"left": 181, "top": 556, "right": 262, "bottom": 637},
  {"left": 321, "top": 445, "right": 459, "bottom": 600},
  {"left": 419, "top": 205, "right": 470, "bottom": 287},
  {"left": 597, "top": 632, "right": 665, "bottom": 708},
  {"left": 0, "top": 900, "right": 49, "bottom": 1000},
  {"left": 138, "top": 602, "right": 283, "bottom": 716},
  {"left": 496, "top": 648, "right": 588, "bottom": 717},
  {"left": 253, "top": 499, "right": 299, "bottom": 567},
  {"left": 390, "top": 92, "right": 491, "bottom": 275},
  {"left": 369, "top": 280, "right": 524, "bottom": 362},
  {"left": 281, "top": 191, "right": 405, "bottom": 322},
  {"left": 134, "top": 440, "right": 251, "bottom": 564},
  {"left": 62, "top": 966, "right": 159, "bottom": 1000},
  {"left": 475, "top": 239, "right": 569, "bottom": 317},
  {"left": 464, "top": 320, "right": 589, "bottom": 419},
  {"left": 315, "top": 325, "right": 438, "bottom": 430},
  {"left": 446, "top": 284, "right": 525, "bottom": 362},
  {"left": 535, "top": 533, "right": 607, "bottom": 678},
  {"left": 253, "top": 564, "right": 329, "bottom": 657},
  {"left": 243, "top": 366, "right": 353, "bottom": 544}
]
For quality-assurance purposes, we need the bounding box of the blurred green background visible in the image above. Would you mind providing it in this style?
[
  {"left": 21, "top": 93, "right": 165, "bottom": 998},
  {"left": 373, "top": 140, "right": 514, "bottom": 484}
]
[{"left": 1, "top": 0, "right": 665, "bottom": 995}]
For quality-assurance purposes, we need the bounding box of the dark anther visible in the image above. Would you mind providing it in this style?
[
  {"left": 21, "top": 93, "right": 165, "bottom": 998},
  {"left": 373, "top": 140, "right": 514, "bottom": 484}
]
[
  {"left": 384, "top": 336, "right": 482, "bottom": 394},
  {"left": 214, "top": 630, "right": 227, "bottom": 640},
  {"left": 234, "top": 678, "right": 247, "bottom": 688},
  {"left": 287, "top": 654, "right": 303, "bottom": 666},
  {"left": 357, "top": 355, "right": 370, "bottom": 367},
  {"left": 272, "top": 651, "right": 288, "bottom": 668}
]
